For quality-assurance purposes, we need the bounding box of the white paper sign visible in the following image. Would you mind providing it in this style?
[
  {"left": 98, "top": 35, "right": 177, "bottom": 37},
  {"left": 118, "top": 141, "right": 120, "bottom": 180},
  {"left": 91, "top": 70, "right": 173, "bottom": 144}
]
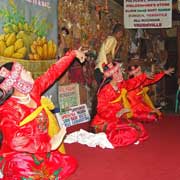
[
  {"left": 124, "top": 0, "right": 172, "bottom": 29},
  {"left": 60, "top": 104, "right": 90, "bottom": 127}
]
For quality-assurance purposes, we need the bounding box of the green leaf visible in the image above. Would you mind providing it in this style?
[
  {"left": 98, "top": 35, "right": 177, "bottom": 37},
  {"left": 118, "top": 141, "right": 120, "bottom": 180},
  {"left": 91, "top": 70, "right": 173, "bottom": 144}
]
[
  {"left": 21, "top": 177, "right": 33, "bottom": 180},
  {"left": 53, "top": 168, "right": 62, "bottom": 177},
  {"left": 32, "top": 154, "right": 44, "bottom": 165}
]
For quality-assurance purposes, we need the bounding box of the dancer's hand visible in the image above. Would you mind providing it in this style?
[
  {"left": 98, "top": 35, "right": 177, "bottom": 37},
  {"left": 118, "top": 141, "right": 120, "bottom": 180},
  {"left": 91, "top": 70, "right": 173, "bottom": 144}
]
[
  {"left": 116, "top": 108, "right": 130, "bottom": 118},
  {"left": 164, "top": 67, "right": 174, "bottom": 76},
  {"left": 74, "top": 47, "right": 88, "bottom": 63},
  {"left": 50, "top": 127, "right": 67, "bottom": 150}
]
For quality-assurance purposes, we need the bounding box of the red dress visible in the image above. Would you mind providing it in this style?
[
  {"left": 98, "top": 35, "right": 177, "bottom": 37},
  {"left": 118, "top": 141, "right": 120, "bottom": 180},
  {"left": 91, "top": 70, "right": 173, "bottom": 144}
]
[
  {"left": 91, "top": 74, "right": 149, "bottom": 148},
  {"left": 0, "top": 51, "right": 77, "bottom": 179},
  {"left": 127, "top": 72, "right": 165, "bottom": 122}
]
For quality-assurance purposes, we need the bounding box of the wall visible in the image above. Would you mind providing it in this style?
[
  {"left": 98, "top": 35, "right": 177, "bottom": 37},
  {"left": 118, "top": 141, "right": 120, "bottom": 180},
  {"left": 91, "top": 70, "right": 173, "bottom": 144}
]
[{"left": 58, "top": 0, "right": 123, "bottom": 54}]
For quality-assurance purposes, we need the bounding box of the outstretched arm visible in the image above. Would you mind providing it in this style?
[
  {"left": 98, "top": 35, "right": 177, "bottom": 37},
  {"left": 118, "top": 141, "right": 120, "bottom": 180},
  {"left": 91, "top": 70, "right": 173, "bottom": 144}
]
[
  {"left": 33, "top": 49, "right": 86, "bottom": 95},
  {"left": 143, "top": 67, "right": 174, "bottom": 87},
  {"left": 119, "top": 73, "right": 147, "bottom": 91}
]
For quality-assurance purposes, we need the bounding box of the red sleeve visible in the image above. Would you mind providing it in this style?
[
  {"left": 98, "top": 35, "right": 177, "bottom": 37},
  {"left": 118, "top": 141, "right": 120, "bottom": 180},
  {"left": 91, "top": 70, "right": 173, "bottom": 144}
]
[
  {"left": 0, "top": 108, "right": 51, "bottom": 153},
  {"left": 143, "top": 72, "right": 165, "bottom": 86},
  {"left": 32, "top": 50, "right": 76, "bottom": 96},
  {"left": 118, "top": 73, "right": 147, "bottom": 91}
]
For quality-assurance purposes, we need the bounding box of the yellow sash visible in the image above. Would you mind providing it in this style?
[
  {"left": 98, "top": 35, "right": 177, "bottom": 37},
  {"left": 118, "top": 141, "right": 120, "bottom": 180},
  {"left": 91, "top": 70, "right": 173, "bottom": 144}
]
[
  {"left": 137, "top": 87, "right": 161, "bottom": 116},
  {"left": 19, "top": 96, "right": 65, "bottom": 153},
  {"left": 110, "top": 88, "right": 133, "bottom": 118}
]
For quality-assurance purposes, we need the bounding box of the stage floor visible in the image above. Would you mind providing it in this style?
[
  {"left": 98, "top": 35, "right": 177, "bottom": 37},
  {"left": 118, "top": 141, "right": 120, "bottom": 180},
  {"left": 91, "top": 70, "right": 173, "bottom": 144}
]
[{"left": 66, "top": 114, "right": 180, "bottom": 180}]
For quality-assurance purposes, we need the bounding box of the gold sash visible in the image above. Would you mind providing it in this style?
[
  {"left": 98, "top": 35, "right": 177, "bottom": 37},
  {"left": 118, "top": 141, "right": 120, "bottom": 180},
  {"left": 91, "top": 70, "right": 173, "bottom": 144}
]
[
  {"left": 19, "top": 96, "right": 66, "bottom": 153},
  {"left": 111, "top": 88, "right": 133, "bottom": 118},
  {"left": 137, "top": 87, "right": 161, "bottom": 116}
]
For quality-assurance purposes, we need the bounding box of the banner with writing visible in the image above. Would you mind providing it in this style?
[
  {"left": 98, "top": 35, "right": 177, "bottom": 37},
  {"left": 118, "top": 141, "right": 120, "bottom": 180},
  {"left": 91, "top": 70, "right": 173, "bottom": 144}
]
[
  {"left": 124, "top": 0, "right": 172, "bottom": 29},
  {"left": 59, "top": 104, "right": 91, "bottom": 127}
]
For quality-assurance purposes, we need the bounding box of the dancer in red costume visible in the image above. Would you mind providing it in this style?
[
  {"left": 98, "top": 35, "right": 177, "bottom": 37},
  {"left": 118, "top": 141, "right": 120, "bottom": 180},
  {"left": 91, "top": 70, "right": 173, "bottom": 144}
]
[
  {"left": 91, "top": 62, "right": 150, "bottom": 148},
  {"left": 127, "top": 64, "right": 174, "bottom": 122},
  {"left": 0, "top": 49, "right": 86, "bottom": 179}
]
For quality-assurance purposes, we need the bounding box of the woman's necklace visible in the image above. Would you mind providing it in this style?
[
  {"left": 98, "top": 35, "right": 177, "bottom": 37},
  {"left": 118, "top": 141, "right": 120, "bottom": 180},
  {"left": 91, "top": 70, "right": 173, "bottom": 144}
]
[{"left": 12, "top": 94, "right": 31, "bottom": 104}]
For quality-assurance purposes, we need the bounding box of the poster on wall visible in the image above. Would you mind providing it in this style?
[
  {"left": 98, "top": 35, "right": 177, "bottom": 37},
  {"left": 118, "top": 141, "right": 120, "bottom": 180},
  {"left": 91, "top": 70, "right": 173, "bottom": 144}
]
[
  {"left": 0, "top": 0, "right": 59, "bottom": 107},
  {"left": 0, "top": 0, "right": 58, "bottom": 61},
  {"left": 124, "top": 0, "right": 172, "bottom": 29},
  {"left": 58, "top": 83, "right": 80, "bottom": 113}
]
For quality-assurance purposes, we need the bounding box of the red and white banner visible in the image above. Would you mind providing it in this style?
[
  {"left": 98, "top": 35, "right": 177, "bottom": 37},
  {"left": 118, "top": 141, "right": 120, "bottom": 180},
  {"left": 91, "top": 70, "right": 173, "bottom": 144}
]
[{"left": 124, "top": 0, "right": 172, "bottom": 29}]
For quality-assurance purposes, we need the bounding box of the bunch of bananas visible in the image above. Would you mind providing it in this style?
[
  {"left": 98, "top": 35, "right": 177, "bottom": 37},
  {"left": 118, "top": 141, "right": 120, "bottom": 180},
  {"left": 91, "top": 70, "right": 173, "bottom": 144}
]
[
  {"left": 0, "top": 32, "right": 27, "bottom": 59},
  {"left": 29, "top": 37, "right": 57, "bottom": 60},
  {"left": 3, "top": 22, "right": 33, "bottom": 34}
]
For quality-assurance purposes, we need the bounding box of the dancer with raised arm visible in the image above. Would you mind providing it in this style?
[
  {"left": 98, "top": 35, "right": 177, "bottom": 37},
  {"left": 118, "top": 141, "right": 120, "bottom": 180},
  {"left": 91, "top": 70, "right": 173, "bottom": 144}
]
[{"left": 0, "top": 49, "right": 86, "bottom": 179}]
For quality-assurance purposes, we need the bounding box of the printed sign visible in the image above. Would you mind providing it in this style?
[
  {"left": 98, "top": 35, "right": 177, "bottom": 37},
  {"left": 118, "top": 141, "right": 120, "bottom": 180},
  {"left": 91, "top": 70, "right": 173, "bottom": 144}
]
[
  {"left": 58, "top": 83, "right": 80, "bottom": 112},
  {"left": 124, "top": 0, "right": 172, "bottom": 29},
  {"left": 60, "top": 104, "right": 91, "bottom": 127}
]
